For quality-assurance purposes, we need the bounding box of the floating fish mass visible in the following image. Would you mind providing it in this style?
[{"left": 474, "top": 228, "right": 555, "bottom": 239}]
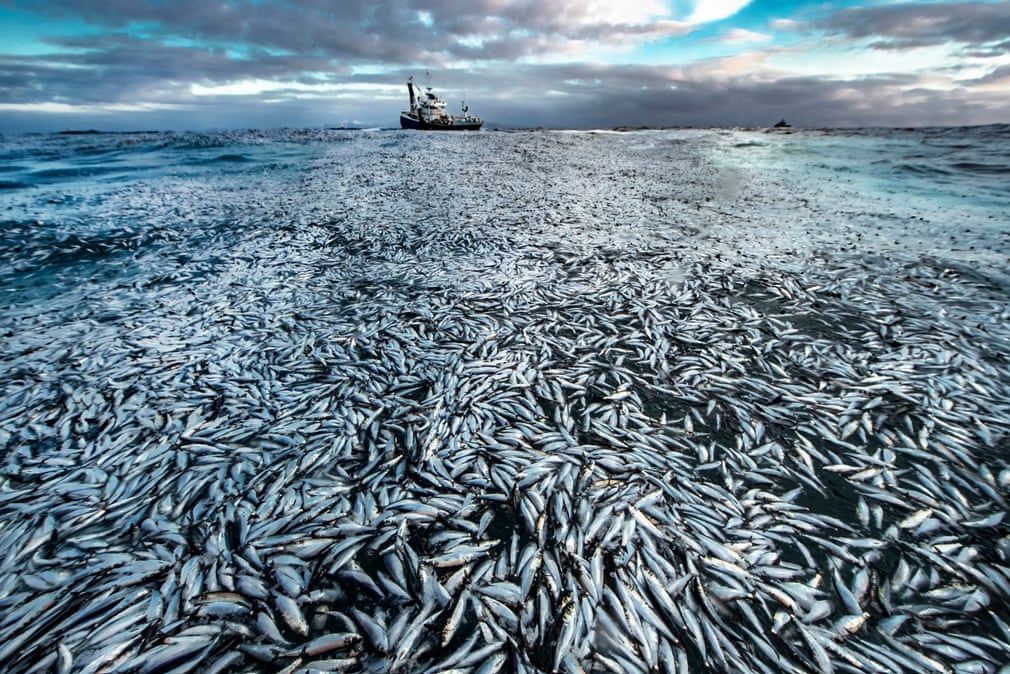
[{"left": 1, "top": 128, "right": 1009, "bottom": 673}]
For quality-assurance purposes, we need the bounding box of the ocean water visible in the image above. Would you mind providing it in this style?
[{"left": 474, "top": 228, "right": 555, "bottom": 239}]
[{"left": 1, "top": 126, "right": 1009, "bottom": 673}]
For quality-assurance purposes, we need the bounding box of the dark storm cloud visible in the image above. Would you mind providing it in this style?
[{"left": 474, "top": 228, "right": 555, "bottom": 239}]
[
  {"left": 3, "top": 42, "right": 1007, "bottom": 130},
  {"left": 962, "top": 39, "right": 1010, "bottom": 58},
  {"left": 472, "top": 62, "right": 1008, "bottom": 128},
  {"left": 11, "top": 0, "right": 686, "bottom": 65},
  {"left": 810, "top": 1, "right": 1010, "bottom": 52},
  {"left": 1, "top": 35, "right": 344, "bottom": 106},
  {"left": 25, "top": 1, "right": 435, "bottom": 63}
]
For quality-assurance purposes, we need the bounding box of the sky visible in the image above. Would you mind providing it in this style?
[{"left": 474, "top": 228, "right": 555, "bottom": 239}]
[{"left": 1, "top": 0, "right": 1008, "bottom": 131}]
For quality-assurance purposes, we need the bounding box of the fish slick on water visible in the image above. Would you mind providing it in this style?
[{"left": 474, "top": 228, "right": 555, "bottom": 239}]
[{"left": 0, "top": 128, "right": 1009, "bottom": 674}]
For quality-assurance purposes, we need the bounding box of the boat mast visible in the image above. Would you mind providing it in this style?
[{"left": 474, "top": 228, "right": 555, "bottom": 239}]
[{"left": 407, "top": 76, "right": 417, "bottom": 114}]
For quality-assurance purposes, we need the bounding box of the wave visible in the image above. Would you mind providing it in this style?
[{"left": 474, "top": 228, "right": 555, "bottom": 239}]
[
  {"left": 892, "top": 162, "right": 954, "bottom": 177},
  {"left": 211, "top": 153, "right": 252, "bottom": 162},
  {"left": 28, "top": 165, "right": 134, "bottom": 183},
  {"left": 188, "top": 153, "right": 255, "bottom": 166},
  {"left": 949, "top": 160, "right": 1010, "bottom": 176}
]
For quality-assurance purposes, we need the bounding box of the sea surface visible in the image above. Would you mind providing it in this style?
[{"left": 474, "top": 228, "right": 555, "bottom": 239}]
[{"left": 1, "top": 125, "right": 1009, "bottom": 673}]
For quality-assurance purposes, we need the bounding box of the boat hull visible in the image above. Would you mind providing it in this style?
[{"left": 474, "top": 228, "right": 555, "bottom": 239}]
[{"left": 400, "top": 113, "right": 482, "bottom": 131}]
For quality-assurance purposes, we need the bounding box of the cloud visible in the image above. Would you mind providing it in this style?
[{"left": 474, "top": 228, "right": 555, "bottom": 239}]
[
  {"left": 770, "top": 19, "right": 800, "bottom": 32},
  {"left": 0, "top": 32, "right": 354, "bottom": 109},
  {"left": 719, "top": 29, "right": 773, "bottom": 45},
  {"left": 2, "top": 0, "right": 1009, "bottom": 131},
  {"left": 968, "top": 63, "right": 1010, "bottom": 86},
  {"left": 566, "top": 0, "right": 670, "bottom": 25},
  {"left": 809, "top": 1, "right": 1010, "bottom": 52},
  {"left": 686, "top": 0, "right": 754, "bottom": 24},
  {"left": 461, "top": 60, "right": 1010, "bottom": 129},
  {"left": 4, "top": 53, "right": 1010, "bottom": 131},
  {"left": 11, "top": 0, "right": 687, "bottom": 65},
  {"left": 962, "top": 39, "right": 1010, "bottom": 57}
]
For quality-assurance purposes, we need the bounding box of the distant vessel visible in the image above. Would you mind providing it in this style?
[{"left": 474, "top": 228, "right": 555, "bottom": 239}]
[
  {"left": 400, "top": 75, "right": 483, "bottom": 131},
  {"left": 773, "top": 119, "right": 792, "bottom": 128}
]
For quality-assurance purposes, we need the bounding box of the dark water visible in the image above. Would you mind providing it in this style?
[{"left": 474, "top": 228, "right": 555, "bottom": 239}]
[{"left": 1, "top": 126, "right": 1009, "bottom": 673}]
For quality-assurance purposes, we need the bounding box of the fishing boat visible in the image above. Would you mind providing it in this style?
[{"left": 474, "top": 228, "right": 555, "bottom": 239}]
[{"left": 400, "top": 75, "right": 483, "bottom": 131}]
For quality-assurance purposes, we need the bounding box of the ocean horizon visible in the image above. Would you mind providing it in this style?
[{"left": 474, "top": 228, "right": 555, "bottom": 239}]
[{"left": 9, "top": 120, "right": 1010, "bottom": 134}]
